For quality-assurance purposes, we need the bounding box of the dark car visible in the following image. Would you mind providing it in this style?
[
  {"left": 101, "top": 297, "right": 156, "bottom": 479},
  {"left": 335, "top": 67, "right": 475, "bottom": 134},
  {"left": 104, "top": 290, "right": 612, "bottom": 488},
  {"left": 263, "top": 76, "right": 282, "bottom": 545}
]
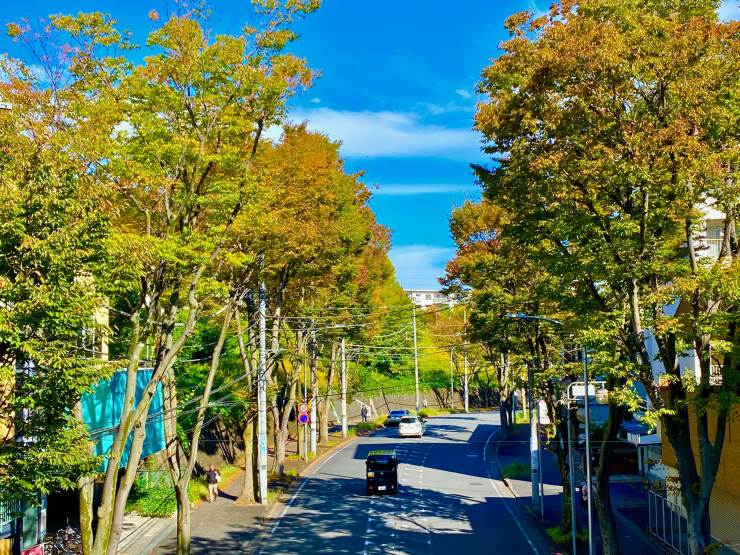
[
  {"left": 385, "top": 409, "right": 411, "bottom": 426},
  {"left": 366, "top": 450, "right": 399, "bottom": 495}
]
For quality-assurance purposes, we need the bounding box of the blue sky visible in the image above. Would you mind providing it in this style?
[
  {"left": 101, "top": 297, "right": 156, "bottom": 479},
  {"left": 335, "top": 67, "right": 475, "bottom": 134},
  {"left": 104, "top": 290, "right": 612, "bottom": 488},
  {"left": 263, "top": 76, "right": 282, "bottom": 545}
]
[{"left": 3, "top": 0, "right": 739, "bottom": 290}]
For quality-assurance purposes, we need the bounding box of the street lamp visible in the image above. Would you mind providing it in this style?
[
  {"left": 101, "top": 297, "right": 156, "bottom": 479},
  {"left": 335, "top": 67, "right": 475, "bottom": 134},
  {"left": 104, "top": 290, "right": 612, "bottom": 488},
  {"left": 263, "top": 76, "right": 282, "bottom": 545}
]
[
  {"left": 505, "top": 314, "right": 601, "bottom": 555},
  {"left": 503, "top": 313, "right": 564, "bottom": 518}
]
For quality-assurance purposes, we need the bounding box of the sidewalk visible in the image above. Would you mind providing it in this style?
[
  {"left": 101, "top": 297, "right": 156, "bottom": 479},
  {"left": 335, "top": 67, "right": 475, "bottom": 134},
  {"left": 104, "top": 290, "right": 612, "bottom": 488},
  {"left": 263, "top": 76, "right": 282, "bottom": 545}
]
[
  {"left": 121, "top": 425, "right": 360, "bottom": 554},
  {"left": 149, "top": 475, "right": 266, "bottom": 555},
  {"left": 495, "top": 424, "right": 664, "bottom": 555}
]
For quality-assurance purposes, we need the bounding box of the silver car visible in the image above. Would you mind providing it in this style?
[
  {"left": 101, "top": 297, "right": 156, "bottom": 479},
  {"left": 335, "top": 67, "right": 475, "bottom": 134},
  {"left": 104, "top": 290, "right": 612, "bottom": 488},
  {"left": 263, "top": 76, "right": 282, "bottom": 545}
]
[
  {"left": 386, "top": 409, "right": 412, "bottom": 426},
  {"left": 398, "top": 415, "right": 426, "bottom": 438}
]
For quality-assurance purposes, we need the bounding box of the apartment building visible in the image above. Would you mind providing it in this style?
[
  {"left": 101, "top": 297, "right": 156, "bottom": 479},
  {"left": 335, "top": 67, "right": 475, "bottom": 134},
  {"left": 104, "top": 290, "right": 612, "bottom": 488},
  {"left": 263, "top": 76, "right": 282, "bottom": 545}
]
[
  {"left": 640, "top": 202, "right": 740, "bottom": 553},
  {"left": 404, "top": 289, "right": 458, "bottom": 310}
]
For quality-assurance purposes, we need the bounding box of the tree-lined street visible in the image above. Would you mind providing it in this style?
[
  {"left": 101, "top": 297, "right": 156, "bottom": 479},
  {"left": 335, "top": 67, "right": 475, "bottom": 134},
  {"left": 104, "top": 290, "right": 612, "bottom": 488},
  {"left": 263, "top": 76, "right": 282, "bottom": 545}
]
[{"left": 251, "top": 414, "right": 548, "bottom": 555}]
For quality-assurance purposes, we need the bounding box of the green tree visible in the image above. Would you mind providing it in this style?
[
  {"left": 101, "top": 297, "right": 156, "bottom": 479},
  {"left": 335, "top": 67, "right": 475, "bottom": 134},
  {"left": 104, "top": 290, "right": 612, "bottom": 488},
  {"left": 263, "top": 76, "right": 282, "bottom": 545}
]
[{"left": 474, "top": 2, "right": 740, "bottom": 552}]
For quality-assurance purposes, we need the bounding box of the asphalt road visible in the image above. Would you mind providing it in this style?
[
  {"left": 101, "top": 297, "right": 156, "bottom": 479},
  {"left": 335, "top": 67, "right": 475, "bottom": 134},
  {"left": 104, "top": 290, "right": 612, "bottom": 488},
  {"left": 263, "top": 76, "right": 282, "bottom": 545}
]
[{"left": 255, "top": 413, "right": 550, "bottom": 555}]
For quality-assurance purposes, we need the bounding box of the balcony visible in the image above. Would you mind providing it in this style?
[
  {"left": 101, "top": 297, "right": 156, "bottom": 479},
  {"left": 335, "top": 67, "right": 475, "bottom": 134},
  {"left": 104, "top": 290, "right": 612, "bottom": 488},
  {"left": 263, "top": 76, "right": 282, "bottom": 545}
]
[
  {"left": 0, "top": 499, "right": 22, "bottom": 527},
  {"left": 704, "top": 239, "right": 722, "bottom": 259}
]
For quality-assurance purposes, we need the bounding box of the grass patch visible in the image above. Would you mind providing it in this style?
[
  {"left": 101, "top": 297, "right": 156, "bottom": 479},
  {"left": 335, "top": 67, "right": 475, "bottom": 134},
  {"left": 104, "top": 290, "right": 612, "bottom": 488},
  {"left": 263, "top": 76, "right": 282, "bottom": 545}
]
[
  {"left": 501, "top": 461, "right": 530, "bottom": 480},
  {"left": 356, "top": 421, "right": 379, "bottom": 432},
  {"left": 286, "top": 453, "right": 303, "bottom": 460},
  {"left": 546, "top": 526, "right": 588, "bottom": 545},
  {"left": 125, "top": 464, "right": 241, "bottom": 518},
  {"left": 346, "top": 427, "right": 357, "bottom": 436},
  {"left": 514, "top": 411, "right": 528, "bottom": 424},
  {"left": 284, "top": 468, "right": 298, "bottom": 478},
  {"left": 374, "top": 415, "right": 387, "bottom": 426},
  {"left": 418, "top": 408, "right": 440, "bottom": 418}
]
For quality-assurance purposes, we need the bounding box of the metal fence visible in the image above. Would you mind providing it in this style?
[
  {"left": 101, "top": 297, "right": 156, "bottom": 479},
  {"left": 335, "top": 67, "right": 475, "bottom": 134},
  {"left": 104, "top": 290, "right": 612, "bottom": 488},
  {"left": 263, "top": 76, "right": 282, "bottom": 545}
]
[
  {"left": 0, "top": 499, "right": 22, "bottom": 527},
  {"left": 136, "top": 470, "right": 175, "bottom": 490},
  {"left": 649, "top": 490, "right": 688, "bottom": 554}
]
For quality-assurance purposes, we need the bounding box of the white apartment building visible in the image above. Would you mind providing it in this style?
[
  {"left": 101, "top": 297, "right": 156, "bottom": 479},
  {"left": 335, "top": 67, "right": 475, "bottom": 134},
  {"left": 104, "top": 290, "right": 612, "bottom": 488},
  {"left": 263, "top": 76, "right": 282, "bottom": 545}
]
[{"left": 404, "top": 289, "right": 457, "bottom": 310}]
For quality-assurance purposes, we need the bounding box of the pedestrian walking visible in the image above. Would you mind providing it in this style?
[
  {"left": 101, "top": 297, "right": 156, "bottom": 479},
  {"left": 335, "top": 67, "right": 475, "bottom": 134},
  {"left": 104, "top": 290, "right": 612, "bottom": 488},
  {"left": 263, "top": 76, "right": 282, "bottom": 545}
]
[
  {"left": 361, "top": 405, "right": 368, "bottom": 423},
  {"left": 206, "top": 464, "right": 221, "bottom": 503},
  {"left": 422, "top": 398, "right": 427, "bottom": 410}
]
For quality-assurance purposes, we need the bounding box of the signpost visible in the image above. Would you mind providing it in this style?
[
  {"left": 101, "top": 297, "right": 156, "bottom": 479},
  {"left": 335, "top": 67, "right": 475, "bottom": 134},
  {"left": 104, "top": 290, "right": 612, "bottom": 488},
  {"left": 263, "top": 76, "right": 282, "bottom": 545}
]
[{"left": 298, "top": 413, "right": 309, "bottom": 425}]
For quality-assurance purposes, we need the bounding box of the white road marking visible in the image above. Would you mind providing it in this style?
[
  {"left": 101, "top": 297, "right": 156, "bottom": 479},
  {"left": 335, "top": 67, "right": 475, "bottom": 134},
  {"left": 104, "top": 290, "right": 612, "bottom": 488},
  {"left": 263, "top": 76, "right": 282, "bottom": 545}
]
[{"left": 483, "top": 430, "right": 540, "bottom": 555}]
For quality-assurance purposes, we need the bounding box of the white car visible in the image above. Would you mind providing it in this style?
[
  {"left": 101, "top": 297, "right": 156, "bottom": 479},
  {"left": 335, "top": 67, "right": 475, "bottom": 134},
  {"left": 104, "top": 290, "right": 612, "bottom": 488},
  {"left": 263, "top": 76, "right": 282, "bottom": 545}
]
[{"left": 398, "top": 416, "right": 426, "bottom": 438}]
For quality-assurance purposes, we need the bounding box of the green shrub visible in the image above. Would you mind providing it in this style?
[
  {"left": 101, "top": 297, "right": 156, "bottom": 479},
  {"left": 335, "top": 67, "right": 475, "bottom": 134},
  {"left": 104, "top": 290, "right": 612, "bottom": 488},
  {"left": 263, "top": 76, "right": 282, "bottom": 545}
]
[
  {"left": 374, "top": 415, "right": 387, "bottom": 425},
  {"left": 501, "top": 461, "right": 530, "bottom": 480},
  {"left": 514, "top": 411, "right": 528, "bottom": 424},
  {"left": 356, "top": 422, "right": 378, "bottom": 431},
  {"left": 126, "top": 464, "right": 241, "bottom": 517},
  {"left": 546, "top": 526, "right": 588, "bottom": 544},
  {"left": 126, "top": 485, "right": 177, "bottom": 518},
  {"left": 418, "top": 408, "right": 440, "bottom": 418}
]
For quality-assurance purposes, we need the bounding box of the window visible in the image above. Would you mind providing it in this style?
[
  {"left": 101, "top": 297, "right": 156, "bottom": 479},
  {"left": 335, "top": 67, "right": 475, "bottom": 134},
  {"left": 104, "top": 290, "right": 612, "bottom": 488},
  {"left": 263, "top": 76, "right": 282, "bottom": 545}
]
[{"left": 425, "top": 294, "right": 432, "bottom": 300}]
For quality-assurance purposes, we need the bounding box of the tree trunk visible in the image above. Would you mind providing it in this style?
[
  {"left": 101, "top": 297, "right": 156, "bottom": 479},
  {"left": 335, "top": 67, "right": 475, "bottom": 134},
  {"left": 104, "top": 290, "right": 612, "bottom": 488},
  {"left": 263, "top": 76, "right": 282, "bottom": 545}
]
[
  {"left": 106, "top": 411, "right": 149, "bottom": 555},
  {"left": 499, "top": 354, "right": 510, "bottom": 440},
  {"left": 320, "top": 344, "right": 337, "bottom": 444},
  {"left": 175, "top": 484, "right": 191, "bottom": 555},
  {"left": 319, "top": 398, "right": 329, "bottom": 444},
  {"left": 236, "top": 418, "right": 255, "bottom": 504},
  {"left": 74, "top": 401, "right": 95, "bottom": 554},
  {"left": 593, "top": 381, "right": 627, "bottom": 555},
  {"left": 686, "top": 500, "right": 711, "bottom": 555},
  {"left": 275, "top": 427, "right": 288, "bottom": 475},
  {"left": 559, "top": 454, "right": 573, "bottom": 534}
]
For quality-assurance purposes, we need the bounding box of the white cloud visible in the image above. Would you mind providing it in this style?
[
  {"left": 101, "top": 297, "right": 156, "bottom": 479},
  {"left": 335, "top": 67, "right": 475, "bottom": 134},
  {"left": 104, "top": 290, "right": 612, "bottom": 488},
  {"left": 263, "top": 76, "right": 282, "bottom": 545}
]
[
  {"left": 456, "top": 89, "right": 472, "bottom": 99},
  {"left": 286, "top": 107, "right": 481, "bottom": 159},
  {"left": 374, "top": 183, "right": 479, "bottom": 196},
  {"left": 389, "top": 245, "right": 456, "bottom": 291},
  {"left": 719, "top": 0, "right": 740, "bottom": 20},
  {"left": 527, "top": 0, "right": 548, "bottom": 17},
  {"left": 309, "top": 98, "right": 322, "bottom": 104}
]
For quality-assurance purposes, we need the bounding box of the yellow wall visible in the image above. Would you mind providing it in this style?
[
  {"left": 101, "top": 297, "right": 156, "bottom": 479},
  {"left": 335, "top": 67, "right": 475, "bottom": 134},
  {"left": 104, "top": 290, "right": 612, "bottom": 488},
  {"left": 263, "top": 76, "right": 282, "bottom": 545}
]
[{"left": 661, "top": 403, "right": 740, "bottom": 550}]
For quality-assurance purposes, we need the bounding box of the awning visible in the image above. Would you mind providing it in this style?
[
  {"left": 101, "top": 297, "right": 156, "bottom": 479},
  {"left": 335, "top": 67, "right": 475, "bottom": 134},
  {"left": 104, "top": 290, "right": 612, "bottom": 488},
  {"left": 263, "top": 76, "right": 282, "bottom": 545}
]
[{"left": 621, "top": 421, "right": 661, "bottom": 446}]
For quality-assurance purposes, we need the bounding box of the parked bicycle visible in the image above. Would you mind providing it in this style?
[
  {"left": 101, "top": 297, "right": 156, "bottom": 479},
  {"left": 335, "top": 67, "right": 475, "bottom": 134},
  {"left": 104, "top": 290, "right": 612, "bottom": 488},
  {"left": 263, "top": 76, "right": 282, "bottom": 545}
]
[{"left": 43, "top": 523, "right": 82, "bottom": 555}]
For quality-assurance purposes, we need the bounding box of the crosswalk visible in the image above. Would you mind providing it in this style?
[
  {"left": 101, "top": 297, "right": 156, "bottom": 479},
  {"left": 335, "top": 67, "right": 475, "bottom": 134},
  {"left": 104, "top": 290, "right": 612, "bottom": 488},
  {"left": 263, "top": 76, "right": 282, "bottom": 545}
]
[{"left": 363, "top": 440, "right": 434, "bottom": 555}]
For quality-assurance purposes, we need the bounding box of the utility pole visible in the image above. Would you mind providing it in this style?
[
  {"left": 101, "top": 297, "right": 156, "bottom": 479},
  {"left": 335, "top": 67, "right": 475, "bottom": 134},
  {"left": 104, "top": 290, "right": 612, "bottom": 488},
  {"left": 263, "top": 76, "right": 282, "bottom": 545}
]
[
  {"left": 303, "top": 330, "right": 308, "bottom": 462},
  {"left": 463, "top": 308, "right": 469, "bottom": 413},
  {"left": 464, "top": 349, "right": 469, "bottom": 413},
  {"left": 584, "top": 347, "right": 594, "bottom": 555},
  {"left": 528, "top": 362, "right": 540, "bottom": 513},
  {"left": 341, "top": 337, "right": 347, "bottom": 438},
  {"left": 449, "top": 348, "right": 454, "bottom": 411},
  {"left": 310, "top": 331, "right": 317, "bottom": 455},
  {"left": 412, "top": 307, "right": 420, "bottom": 412},
  {"left": 257, "top": 282, "right": 268, "bottom": 505}
]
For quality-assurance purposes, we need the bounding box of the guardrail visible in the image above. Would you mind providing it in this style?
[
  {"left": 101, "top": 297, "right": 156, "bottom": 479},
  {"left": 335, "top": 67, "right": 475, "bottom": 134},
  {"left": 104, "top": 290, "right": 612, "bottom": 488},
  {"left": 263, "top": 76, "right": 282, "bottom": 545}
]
[{"left": 649, "top": 490, "right": 688, "bottom": 554}]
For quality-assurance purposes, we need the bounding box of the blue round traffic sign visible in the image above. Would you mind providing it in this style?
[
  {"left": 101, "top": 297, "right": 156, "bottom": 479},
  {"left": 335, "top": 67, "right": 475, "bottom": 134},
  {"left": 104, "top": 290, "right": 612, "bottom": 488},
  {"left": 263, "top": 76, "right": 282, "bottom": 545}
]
[{"left": 298, "top": 413, "right": 309, "bottom": 424}]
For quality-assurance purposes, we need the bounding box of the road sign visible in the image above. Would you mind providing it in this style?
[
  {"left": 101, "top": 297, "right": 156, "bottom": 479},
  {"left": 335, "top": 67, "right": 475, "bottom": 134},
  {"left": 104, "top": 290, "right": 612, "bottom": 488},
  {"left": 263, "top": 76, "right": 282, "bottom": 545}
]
[
  {"left": 571, "top": 384, "right": 596, "bottom": 398},
  {"left": 0, "top": 102, "right": 12, "bottom": 111},
  {"left": 298, "top": 412, "right": 309, "bottom": 424},
  {"left": 299, "top": 402, "right": 308, "bottom": 414}
]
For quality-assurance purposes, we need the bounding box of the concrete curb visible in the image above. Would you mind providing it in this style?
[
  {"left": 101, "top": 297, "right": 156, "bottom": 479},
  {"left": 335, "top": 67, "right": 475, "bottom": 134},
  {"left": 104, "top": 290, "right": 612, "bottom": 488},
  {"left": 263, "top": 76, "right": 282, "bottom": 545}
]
[
  {"left": 141, "top": 522, "right": 176, "bottom": 555},
  {"left": 490, "top": 430, "right": 564, "bottom": 554}
]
